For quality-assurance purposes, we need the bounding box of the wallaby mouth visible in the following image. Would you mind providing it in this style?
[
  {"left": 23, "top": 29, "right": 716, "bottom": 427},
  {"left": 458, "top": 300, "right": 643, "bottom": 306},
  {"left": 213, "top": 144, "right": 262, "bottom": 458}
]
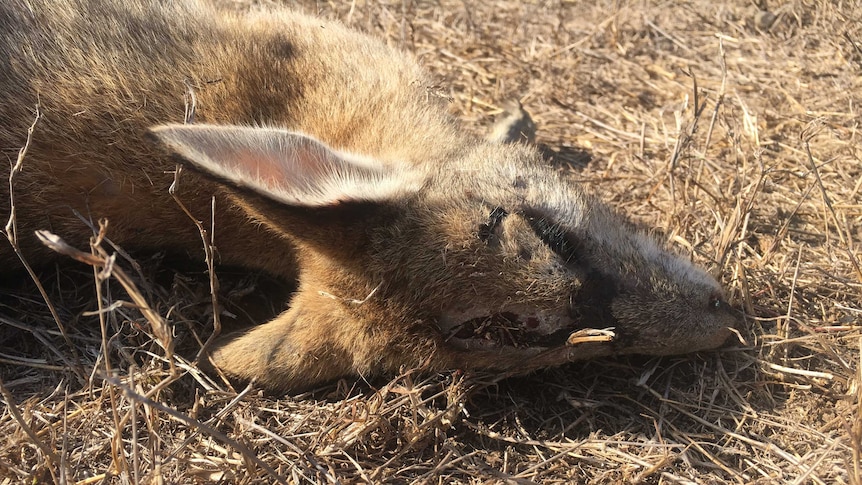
[
  {"left": 438, "top": 307, "right": 611, "bottom": 352},
  {"left": 437, "top": 308, "right": 736, "bottom": 372}
]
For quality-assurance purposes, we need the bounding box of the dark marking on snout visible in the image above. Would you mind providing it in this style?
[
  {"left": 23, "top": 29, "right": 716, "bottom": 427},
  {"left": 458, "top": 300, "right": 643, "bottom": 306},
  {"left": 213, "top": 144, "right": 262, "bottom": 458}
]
[
  {"left": 522, "top": 208, "right": 584, "bottom": 264},
  {"left": 568, "top": 270, "right": 620, "bottom": 329},
  {"left": 520, "top": 208, "right": 642, "bottom": 348},
  {"left": 478, "top": 206, "right": 508, "bottom": 243}
]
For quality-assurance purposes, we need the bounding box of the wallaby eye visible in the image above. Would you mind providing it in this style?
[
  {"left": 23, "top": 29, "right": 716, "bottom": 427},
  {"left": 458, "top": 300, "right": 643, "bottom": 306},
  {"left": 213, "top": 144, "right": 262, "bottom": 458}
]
[{"left": 478, "top": 206, "right": 508, "bottom": 243}]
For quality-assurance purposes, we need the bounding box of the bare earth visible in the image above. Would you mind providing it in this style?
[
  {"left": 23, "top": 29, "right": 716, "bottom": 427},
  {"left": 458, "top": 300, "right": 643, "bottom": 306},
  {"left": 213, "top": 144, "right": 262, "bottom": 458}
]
[{"left": 1, "top": 0, "right": 860, "bottom": 483}]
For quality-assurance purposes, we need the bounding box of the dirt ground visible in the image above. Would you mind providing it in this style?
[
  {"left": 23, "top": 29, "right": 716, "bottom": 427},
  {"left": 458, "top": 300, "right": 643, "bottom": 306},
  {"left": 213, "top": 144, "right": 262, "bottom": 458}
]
[{"left": 1, "top": 0, "right": 860, "bottom": 483}]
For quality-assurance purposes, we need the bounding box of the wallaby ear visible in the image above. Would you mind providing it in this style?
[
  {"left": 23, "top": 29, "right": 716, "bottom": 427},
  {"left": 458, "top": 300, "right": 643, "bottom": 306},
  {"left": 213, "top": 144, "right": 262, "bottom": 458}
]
[{"left": 149, "top": 124, "right": 423, "bottom": 207}]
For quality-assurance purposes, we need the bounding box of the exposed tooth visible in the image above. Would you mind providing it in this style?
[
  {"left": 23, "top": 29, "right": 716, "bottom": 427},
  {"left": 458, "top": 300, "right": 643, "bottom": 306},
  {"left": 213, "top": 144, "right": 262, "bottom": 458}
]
[{"left": 566, "top": 328, "right": 616, "bottom": 346}]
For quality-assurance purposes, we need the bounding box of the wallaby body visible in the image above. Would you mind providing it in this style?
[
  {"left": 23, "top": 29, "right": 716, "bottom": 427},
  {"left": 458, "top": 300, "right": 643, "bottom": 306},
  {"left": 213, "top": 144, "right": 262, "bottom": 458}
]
[{"left": 1, "top": 0, "right": 738, "bottom": 391}]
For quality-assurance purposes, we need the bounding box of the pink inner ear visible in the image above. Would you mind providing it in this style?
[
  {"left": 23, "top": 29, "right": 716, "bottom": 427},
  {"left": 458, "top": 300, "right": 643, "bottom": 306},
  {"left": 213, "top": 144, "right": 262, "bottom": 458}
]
[
  {"left": 233, "top": 139, "right": 339, "bottom": 195},
  {"left": 152, "top": 124, "right": 423, "bottom": 207},
  {"left": 235, "top": 149, "right": 293, "bottom": 191}
]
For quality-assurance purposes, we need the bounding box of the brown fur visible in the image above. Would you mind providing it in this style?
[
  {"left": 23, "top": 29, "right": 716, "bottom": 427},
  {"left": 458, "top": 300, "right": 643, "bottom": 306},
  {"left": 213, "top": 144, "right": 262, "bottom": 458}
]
[{"left": 0, "top": 0, "right": 738, "bottom": 391}]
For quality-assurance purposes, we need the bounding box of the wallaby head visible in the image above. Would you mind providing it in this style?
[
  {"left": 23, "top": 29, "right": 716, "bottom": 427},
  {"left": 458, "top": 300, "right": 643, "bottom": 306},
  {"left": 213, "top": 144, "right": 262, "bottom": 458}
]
[
  {"left": 1, "top": 0, "right": 739, "bottom": 392},
  {"left": 150, "top": 124, "right": 738, "bottom": 390}
]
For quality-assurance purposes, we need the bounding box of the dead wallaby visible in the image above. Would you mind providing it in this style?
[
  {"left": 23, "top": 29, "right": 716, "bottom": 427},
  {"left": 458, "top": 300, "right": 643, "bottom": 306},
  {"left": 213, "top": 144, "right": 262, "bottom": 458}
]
[{"left": 0, "top": 0, "right": 739, "bottom": 391}]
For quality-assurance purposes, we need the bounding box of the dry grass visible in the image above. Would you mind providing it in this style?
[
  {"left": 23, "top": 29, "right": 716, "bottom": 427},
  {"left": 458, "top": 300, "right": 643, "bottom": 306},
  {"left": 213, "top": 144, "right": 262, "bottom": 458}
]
[{"left": 2, "top": 0, "right": 861, "bottom": 483}]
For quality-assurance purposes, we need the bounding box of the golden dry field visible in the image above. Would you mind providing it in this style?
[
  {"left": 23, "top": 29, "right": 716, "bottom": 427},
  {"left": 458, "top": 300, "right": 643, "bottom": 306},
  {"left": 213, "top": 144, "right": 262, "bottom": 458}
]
[{"left": 1, "top": 0, "right": 860, "bottom": 483}]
